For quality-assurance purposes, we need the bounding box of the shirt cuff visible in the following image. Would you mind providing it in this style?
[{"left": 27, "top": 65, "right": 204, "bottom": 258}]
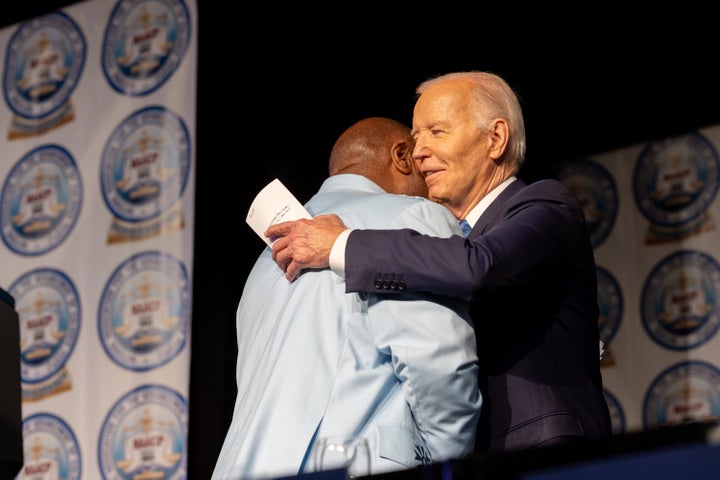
[{"left": 329, "top": 229, "right": 351, "bottom": 278}]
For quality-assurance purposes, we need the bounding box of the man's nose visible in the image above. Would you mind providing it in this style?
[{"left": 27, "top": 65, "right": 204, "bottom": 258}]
[{"left": 412, "top": 142, "right": 429, "bottom": 161}]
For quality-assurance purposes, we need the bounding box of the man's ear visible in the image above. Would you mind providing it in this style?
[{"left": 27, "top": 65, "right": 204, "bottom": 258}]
[
  {"left": 488, "top": 118, "right": 510, "bottom": 162},
  {"left": 391, "top": 141, "right": 413, "bottom": 175}
]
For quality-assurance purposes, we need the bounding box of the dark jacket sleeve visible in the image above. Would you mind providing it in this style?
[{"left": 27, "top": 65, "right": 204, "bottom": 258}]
[{"left": 344, "top": 179, "right": 590, "bottom": 304}]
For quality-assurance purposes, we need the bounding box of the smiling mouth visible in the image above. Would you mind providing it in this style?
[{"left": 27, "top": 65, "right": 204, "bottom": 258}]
[{"left": 423, "top": 170, "right": 438, "bottom": 177}]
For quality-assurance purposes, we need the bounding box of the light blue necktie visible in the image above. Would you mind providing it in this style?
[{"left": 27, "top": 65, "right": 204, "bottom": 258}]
[{"left": 459, "top": 219, "right": 472, "bottom": 238}]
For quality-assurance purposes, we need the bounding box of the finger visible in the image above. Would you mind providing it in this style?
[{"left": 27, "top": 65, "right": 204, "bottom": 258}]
[
  {"left": 270, "top": 236, "right": 288, "bottom": 262},
  {"left": 276, "top": 254, "right": 291, "bottom": 272},
  {"left": 265, "top": 221, "right": 293, "bottom": 239},
  {"left": 274, "top": 250, "right": 293, "bottom": 271},
  {"left": 285, "top": 261, "right": 300, "bottom": 282}
]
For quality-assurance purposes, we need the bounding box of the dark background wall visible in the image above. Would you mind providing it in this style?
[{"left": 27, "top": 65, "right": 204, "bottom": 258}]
[{"left": 6, "top": 2, "right": 720, "bottom": 478}]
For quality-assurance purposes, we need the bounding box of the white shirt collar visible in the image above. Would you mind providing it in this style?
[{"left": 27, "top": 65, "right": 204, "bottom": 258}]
[{"left": 463, "top": 176, "right": 516, "bottom": 228}]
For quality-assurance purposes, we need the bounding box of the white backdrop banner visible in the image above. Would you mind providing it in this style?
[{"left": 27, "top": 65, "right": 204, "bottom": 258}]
[
  {"left": 554, "top": 124, "right": 720, "bottom": 435},
  {"left": 0, "top": 0, "right": 197, "bottom": 478}
]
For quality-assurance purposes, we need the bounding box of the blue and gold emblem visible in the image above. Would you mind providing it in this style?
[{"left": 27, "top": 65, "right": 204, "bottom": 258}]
[
  {"left": 9, "top": 268, "right": 80, "bottom": 402},
  {"left": 3, "top": 12, "right": 85, "bottom": 139},
  {"left": 100, "top": 105, "right": 190, "bottom": 243},
  {"left": 1, "top": 144, "right": 83, "bottom": 256},
  {"left": 643, "top": 360, "right": 720, "bottom": 428},
  {"left": 98, "top": 384, "right": 187, "bottom": 479},
  {"left": 554, "top": 158, "right": 618, "bottom": 249},
  {"left": 102, "top": 0, "right": 191, "bottom": 96},
  {"left": 97, "top": 250, "right": 189, "bottom": 371},
  {"left": 20, "top": 413, "right": 82, "bottom": 479},
  {"left": 633, "top": 132, "right": 719, "bottom": 244},
  {"left": 641, "top": 249, "right": 720, "bottom": 350}
]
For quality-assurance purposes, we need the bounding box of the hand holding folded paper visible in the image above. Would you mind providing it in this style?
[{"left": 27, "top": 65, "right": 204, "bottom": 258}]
[{"left": 246, "top": 178, "right": 312, "bottom": 245}]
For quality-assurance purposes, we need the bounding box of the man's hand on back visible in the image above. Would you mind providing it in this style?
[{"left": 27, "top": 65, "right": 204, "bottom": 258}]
[{"left": 266, "top": 214, "right": 347, "bottom": 281}]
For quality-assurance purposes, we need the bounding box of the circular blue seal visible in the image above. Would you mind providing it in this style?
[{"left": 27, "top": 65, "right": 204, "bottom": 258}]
[
  {"left": 102, "top": 0, "right": 191, "bottom": 96},
  {"left": 21, "top": 412, "right": 82, "bottom": 480},
  {"left": 100, "top": 105, "right": 190, "bottom": 222},
  {"left": 633, "top": 132, "right": 720, "bottom": 227},
  {"left": 1, "top": 144, "right": 83, "bottom": 256},
  {"left": 97, "top": 250, "right": 189, "bottom": 371},
  {"left": 597, "top": 265, "right": 623, "bottom": 348},
  {"left": 554, "top": 158, "right": 618, "bottom": 249},
  {"left": 641, "top": 249, "right": 720, "bottom": 350},
  {"left": 3, "top": 12, "right": 86, "bottom": 119},
  {"left": 9, "top": 268, "right": 81, "bottom": 384},
  {"left": 643, "top": 360, "right": 720, "bottom": 429},
  {"left": 98, "top": 384, "right": 187, "bottom": 479},
  {"left": 603, "top": 388, "right": 626, "bottom": 435}
]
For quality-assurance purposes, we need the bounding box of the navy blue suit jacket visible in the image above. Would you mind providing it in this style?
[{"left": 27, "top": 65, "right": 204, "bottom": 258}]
[{"left": 344, "top": 178, "right": 612, "bottom": 454}]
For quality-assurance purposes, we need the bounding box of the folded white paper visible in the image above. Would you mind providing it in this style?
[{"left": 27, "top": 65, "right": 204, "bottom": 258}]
[{"left": 246, "top": 178, "right": 312, "bottom": 245}]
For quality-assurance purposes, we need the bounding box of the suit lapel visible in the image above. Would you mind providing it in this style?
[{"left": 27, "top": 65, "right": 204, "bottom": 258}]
[{"left": 475, "top": 179, "right": 526, "bottom": 234}]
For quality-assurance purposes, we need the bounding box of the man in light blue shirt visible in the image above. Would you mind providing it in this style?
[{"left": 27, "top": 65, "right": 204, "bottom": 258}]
[{"left": 212, "top": 117, "right": 482, "bottom": 479}]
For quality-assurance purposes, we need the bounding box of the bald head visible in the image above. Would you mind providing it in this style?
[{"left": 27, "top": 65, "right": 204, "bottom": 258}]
[{"left": 329, "top": 117, "right": 428, "bottom": 197}]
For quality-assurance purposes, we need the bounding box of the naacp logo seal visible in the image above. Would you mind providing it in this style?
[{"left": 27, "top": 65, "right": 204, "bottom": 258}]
[
  {"left": 18, "top": 413, "right": 81, "bottom": 480},
  {"left": 102, "top": 0, "right": 191, "bottom": 96},
  {"left": 643, "top": 360, "right": 720, "bottom": 428},
  {"left": 3, "top": 12, "right": 85, "bottom": 139},
  {"left": 597, "top": 266, "right": 622, "bottom": 367},
  {"left": 554, "top": 159, "right": 618, "bottom": 249},
  {"left": 603, "top": 388, "right": 626, "bottom": 435},
  {"left": 9, "top": 268, "right": 80, "bottom": 402},
  {"left": 633, "top": 132, "right": 719, "bottom": 244},
  {"left": 100, "top": 105, "right": 190, "bottom": 243},
  {"left": 98, "top": 250, "right": 189, "bottom": 371},
  {"left": 1, "top": 144, "right": 83, "bottom": 256},
  {"left": 641, "top": 250, "right": 720, "bottom": 350},
  {"left": 98, "top": 384, "right": 187, "bottom": 479}
]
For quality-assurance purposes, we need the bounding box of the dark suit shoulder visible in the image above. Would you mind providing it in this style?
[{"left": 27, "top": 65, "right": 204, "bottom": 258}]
[{"left": 515, "top": 178, "right": 580, "bottom": 207}]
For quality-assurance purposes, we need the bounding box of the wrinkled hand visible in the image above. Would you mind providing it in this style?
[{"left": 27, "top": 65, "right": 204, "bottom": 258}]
[{"left": 265, "top": 214, "right": 348, "bottom": 281}]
